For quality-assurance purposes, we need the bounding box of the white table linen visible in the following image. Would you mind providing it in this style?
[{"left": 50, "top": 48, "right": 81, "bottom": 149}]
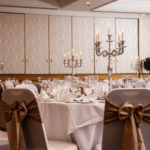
[{"left": 39, "top": 102, "right": 105, "bottom": 150}]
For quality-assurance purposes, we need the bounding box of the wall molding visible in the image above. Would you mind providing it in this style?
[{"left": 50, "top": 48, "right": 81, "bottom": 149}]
[
  {"left": 0, "top": 73, "right": 140, "bottom": 81},
  {"left": 0, "top": 6, "right": 140, "bottom": 18}
]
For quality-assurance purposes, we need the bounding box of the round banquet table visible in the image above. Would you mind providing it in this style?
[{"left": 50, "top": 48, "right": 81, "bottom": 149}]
[{"left": 39, "top": 101, "right": 105, "bottom": 150}]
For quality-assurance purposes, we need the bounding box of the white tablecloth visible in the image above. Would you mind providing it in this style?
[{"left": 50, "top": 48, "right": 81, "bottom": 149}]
[{"left": 39, "top": 101, "right": 105, "bottom": 150}]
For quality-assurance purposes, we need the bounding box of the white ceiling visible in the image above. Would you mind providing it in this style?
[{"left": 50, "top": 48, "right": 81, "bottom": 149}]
[
  {"left": 0, "top": 0, "right": 58, "bottom": 9},
  {"left": 94, "top": 0, "right": 150, "bottom": 13},
  {"left": 0, "top": 0, "right": 116, "bottom": 11},
  {"left": 0, "top": 0, "right": 57, "bottom": 9},
  {"left": 1, "top": 0, "right": 150, "bottom": 13}
]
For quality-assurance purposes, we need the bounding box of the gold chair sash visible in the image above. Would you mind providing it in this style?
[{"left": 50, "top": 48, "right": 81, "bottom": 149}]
[
  {"left": 104, "top": 100, "right": 150, "bottom": 150},
  {"left": 0, "top": 99, "right": 41, "bottom": 150}
]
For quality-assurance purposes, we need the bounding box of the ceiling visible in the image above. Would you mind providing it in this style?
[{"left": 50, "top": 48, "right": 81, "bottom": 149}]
[
  {"left": 94, "top": 0, "right": 150, "bottom": 13},
  {"left": 0, "top": 0, "right": 149, "bottom": 13},
  {"left": 0, "top": 0, "right": 116, "bottom": 11}
]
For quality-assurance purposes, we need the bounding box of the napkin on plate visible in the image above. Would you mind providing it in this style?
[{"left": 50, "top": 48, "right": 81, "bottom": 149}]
[
  {"left": 53, "top": 89, "right": 73, "bottom": 102},
  {"left": 38, "top": 89, "right": 50, "bottom": 101}
]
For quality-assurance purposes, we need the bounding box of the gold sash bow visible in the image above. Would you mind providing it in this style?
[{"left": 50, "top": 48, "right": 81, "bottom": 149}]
[
  {"left": 104, "top": 100, "right": 150, "bottom": 150},
  {"left": 0, "top": 99, "right": 41, "bottom": 150}
]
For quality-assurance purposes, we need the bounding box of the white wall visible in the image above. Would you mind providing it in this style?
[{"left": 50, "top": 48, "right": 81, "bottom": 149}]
[{"left": 0, "top": 7, "right": 148, "bottom": 74}]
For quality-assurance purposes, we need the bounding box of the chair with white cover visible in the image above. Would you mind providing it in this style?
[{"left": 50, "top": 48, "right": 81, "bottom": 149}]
[
  {"left": 101, "top": 89, "right": 150, "bottom": 150},
  {"left": 5, "top": 81, "right": 14, "bottom": 89},
  {"left": 2, "top": 89, "right": 78, "bottom": 150},
  {"left": 0, "top": 83, "right": 9, "bottom": 150},
  {"left": 16, "top": 84, "right": 38, "bottom": 98}
]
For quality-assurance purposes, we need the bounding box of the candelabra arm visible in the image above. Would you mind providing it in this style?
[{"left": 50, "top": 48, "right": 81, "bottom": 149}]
[{"left": 94, "top": 33, "right": 126, "bottom": 91}]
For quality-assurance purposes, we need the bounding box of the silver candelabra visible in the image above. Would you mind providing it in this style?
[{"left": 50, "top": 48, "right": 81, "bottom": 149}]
[
  {"left": 95, "top": 31, "right": 126, "bottom": 91},
  {"left": 64, "top": 49, "right": 82, "bottom": 76}
]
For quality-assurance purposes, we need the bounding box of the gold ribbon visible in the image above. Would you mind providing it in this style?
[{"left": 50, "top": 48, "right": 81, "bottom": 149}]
[
  {"left": 104, "top": 100, "right": 150, "bottom": 150},
  {"left": 0, "top": 99, "right": 41, "bottom": 150}
]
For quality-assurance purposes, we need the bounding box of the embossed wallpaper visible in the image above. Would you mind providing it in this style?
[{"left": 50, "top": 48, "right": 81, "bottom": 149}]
[
  {"left": 73, "top": 16, "right": 94, "bottom": 74},
  {"left": 0, "top": 13, "right": 24, "bottom": 74},
  {"left": 0, "top": 12, "right": 146, "bottom": 74},
  {"left": 25, "top": 14, "right": 49, "bottom": 74},
  {"left": 50, "top": 16, "right": 71, "bottom": 74},
  {"left": 116, "top": 18, "right": 138, "bottom": 73}
]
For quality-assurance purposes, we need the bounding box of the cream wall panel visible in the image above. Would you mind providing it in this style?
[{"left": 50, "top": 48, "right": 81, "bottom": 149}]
[
  {"left": 50, "top": 16, "right": 71, "bottom": 74},
  {"left": 25, "top": 14, "right": 49, "bottom": 74},
  {"left": 140, "top": 15, "right": 150, "bottom": 73},
  {"left": 0, "top": 13, "right": 24, "bottom": 74},
  {"left": 116, "top": 19, "right": 138, "bottom": 73},
  {"left": 95, "top": 18, "right": 116, "bottom": 74},
  {"left": 72, "top": 16, "right": 94, "bottom": 74}
]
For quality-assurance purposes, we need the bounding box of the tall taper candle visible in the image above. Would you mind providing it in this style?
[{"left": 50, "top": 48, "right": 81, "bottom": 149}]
[
  {"left": 72, "top": 48, "right": 74, "bottom": 56},
  {"left": 108, "top": 24, "right": 111, "bottom": 35},
  {"left": 118, "top": 32, "right": 121, "bottom": 42},
  {"left": 122, "top": 31, "right": 124, "bottom": 41}
]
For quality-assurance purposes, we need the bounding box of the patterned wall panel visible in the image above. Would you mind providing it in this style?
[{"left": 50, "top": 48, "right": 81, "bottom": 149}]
[
  {"left": 140, "top": 15, "right": 150, "bottom": 73},
  {"left": 25, "top": 14, "right": 49, "bottom": 74},
  {"left": 72, "top": 16, "right": 94, "bottom": 74},
  {"left": 116, "top": 19, "right": 138, "bottom": 73},
  {"left": 95, "top": 18, "right": 116, "bottom": 74},
  {"left": 50, "top": 16, "right": 71, "bottom": 74},
  {"left": 0, "top": 13, "right": 24, "bottom": 74}
]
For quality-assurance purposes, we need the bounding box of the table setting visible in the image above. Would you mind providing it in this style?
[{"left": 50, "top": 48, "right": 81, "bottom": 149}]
[{"left": 0, "top": 76, "right": 150, "bottom": 150}]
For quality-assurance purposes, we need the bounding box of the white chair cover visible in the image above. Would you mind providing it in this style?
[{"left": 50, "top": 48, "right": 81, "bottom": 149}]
[
  {"left": 2, "top": 89, "right": 78, "bottom": 150},
  {"left": 102, "top": 89, "right": 150, "bottom": 150},
  {"left": 15, "top": 84, "right": 38, "bottom": 98}
]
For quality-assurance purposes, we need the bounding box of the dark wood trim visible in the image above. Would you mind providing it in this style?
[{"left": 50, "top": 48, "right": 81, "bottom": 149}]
[{"left": 0, "top": 73, "right": 140, "bottom": 82}]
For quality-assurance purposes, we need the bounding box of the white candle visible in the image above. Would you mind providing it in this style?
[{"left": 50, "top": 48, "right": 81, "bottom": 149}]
[
  {"left": 122, "top": 31, "right": 124, "bottom": 41},
  {"left": 72, "top": 48, "right": 74, "bottom": 56},
  {"left": 108, "top": 24, "right": 111, "bottom": 35},
  {"left": 64, "top": 54, "right": 66, "bottom": 60},
  {"left": 136, "top": 56, "right": 140, "bottom": 64},
  {"left": 96, "top": 32, "right": 100, "bottom": 42},
  {"left": 118, "top": 32, "right": 121, "bottom": 42}
]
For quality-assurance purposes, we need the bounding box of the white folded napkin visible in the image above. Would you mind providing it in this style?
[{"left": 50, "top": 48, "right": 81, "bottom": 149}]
[
  {"left": 53, "top": 89, "right": 73, "bottom": 102},
  {"left": 38, "top": 89, "right": 50, "bottom": 101},
  {"left": 84, "top": 88, "right": 95, "bottom": 96}
]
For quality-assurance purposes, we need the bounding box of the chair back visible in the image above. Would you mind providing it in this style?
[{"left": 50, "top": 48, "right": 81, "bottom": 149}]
[
  {"left": 15, "top": 84, "right": 38, "bottom": 97},
  {"left": 2, "top": 88, "right": 49, "bottom": 150},
  {"left": 0, "top": 83, "right": 4, "bottom": 100},
  {"left": 34, "top": 83, "right": 42, "bottom": 93},
  {"left": 102, "top": 89, "right": 150, "bottom": 150}
]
